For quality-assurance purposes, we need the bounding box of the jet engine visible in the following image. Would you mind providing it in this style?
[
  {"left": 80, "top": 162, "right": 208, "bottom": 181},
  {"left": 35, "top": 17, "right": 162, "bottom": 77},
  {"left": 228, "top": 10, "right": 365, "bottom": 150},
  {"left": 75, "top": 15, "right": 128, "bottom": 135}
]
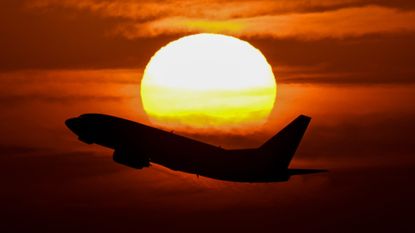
[{"left": 113, "top": 147, "right": 150, "bottom": 169}]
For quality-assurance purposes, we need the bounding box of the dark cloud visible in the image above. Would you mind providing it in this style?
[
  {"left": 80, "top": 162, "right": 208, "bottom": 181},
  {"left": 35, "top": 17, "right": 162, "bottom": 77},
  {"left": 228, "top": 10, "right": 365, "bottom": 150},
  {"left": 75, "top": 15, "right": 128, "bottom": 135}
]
[
  {"left": 0, "top": 1, "right": 175, "bottom": 71},
  {"left": 0, "top": 94, "right": 133, "bottom": 106},
  {"left": 0, "top": 144, "right": 48, "bottom": 155},
  {"left": 298, "top": 113, "right": 415, "bottom": 161},
  {"left": 364, "top": 0, "right": 415, "bottom": 9},
  {"left": 0, "top": 70, "right": 141, "bottom": 84},
  {"left": 252, "top": 34, "right": 415, "bottom": 84},
  {"left": 278, "top": 71, "right": 415, "bottom": 85}
]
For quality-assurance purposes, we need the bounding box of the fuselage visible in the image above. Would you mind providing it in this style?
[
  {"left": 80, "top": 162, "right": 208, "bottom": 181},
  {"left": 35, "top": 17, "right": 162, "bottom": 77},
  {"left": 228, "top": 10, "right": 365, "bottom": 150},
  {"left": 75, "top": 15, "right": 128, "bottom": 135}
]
[
  {"left": 66, "top": 114, "right": 288, "bottom": 182},
  {"left": 66, "top": 113, "right": 324, "bottom": 182}
]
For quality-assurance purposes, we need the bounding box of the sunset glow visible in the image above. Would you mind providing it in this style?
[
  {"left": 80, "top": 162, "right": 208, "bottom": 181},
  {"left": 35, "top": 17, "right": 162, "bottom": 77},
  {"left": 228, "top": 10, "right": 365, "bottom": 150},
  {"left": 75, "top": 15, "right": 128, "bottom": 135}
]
[
  {"left": 141, "top": 33, "right": 276, "bottom": 131},
  {"left": 3, "top": 0, "right": 415, "bottom": 231}
]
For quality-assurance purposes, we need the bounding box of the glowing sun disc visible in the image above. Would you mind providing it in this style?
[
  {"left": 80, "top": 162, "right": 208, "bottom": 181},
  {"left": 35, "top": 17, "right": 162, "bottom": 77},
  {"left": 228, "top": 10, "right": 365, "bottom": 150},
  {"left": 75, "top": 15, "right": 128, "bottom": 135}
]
[{"left": 141, "top": 33, "right": 276, "bottom": 131}]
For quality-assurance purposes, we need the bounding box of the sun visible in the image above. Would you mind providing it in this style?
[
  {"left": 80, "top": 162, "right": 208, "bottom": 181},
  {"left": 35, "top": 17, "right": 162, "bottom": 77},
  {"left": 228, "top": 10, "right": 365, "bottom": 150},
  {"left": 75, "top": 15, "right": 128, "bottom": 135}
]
[{"left": 141, "top": 33, "right": 276, "bottom": 132}]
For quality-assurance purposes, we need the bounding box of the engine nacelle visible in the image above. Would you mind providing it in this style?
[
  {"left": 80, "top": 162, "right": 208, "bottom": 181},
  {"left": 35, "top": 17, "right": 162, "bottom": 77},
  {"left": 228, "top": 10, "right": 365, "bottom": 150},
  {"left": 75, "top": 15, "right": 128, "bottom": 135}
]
[
  {"left": 78, "top": 136, "right": 94, "bottom": 144},
  {"left": 113, "top": 147, "right": 150, "bottom": 169}
]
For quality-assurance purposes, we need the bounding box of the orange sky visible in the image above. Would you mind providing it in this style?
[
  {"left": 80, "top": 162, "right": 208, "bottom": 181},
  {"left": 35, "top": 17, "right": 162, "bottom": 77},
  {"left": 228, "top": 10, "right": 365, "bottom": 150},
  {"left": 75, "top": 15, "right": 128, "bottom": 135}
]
[
  {"left": 1, "top": 1, "right": 415, "bottom": 232},
  {"left": 0, "top": 0, "right": 414, "bottom": 85}
]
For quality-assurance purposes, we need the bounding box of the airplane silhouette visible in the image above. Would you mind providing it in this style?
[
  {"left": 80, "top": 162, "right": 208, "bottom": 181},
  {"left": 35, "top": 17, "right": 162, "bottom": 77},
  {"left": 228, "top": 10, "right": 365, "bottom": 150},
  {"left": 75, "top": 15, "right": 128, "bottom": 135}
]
[{"left": 65, "top": 114, "right": 326, "bottom": 182}]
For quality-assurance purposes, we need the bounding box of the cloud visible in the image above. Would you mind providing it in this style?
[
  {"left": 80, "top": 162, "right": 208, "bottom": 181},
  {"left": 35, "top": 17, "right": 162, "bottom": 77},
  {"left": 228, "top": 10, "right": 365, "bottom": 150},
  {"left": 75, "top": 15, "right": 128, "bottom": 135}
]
[
  {"left": 276, "top": 66, "right": 415, "bottom": 85},
  {"left": 26, "top": 1, "right": 415, "bottom": 39},
  {"left": 0, "top": 69, "right": 141, "bottom": 84},
  {"left": 26, "top": 0, "right": 360, "bottom": 20},
  {"left": 0, "top": 145, "right": 48, "bottom": 156},
  {"left": 0, "top": 1, "right": 414, "bottom": 85},
  {"left": 0, "top": 94, "right": 132, "bottom": 106},
  {"left": 300, "top": 113, "right": 415, "bottom": 160},
  {"left": 114, "top": 6, "right": 415, "bottom": 40}
]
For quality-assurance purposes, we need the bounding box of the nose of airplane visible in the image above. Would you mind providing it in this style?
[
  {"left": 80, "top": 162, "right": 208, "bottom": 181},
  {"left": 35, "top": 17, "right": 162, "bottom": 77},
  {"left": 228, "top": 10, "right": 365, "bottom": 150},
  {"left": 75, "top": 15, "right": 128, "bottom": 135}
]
[{"left": 65, "top": 117, "right": 80, "bottom": 134}]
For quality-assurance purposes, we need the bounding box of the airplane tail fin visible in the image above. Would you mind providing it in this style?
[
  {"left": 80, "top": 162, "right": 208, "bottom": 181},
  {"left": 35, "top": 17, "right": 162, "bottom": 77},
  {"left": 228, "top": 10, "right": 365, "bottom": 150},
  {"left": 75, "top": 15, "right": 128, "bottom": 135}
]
[{"left": 259, "top": 115, "right": 311, "bottom": 169}]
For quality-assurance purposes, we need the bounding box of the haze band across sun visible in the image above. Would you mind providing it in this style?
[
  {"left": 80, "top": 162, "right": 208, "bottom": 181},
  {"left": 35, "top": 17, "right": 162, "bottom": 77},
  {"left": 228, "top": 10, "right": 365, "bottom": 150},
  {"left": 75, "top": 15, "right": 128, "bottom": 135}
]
[{"left": 140, "top": 33, "right": 277, "bottom": 131}]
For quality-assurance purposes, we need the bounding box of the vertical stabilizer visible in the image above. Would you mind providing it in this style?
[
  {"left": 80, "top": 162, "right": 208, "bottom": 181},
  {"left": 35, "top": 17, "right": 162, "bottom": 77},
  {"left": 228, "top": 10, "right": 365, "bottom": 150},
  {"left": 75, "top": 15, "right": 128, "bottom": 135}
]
[{"left": 260, "top": 115, "right": 311, "bottom": 168}]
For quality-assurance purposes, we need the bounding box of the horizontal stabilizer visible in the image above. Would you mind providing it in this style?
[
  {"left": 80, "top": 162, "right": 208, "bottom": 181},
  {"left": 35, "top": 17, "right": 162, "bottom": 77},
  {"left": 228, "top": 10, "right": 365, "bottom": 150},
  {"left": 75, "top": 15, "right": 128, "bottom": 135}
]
[{"left": 288, "top": 169, "right": 328, "bottom": 176}]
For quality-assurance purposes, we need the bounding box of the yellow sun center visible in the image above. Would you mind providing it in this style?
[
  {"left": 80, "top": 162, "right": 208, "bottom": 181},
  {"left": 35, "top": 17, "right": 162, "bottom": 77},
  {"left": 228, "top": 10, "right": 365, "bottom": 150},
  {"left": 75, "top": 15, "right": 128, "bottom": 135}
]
[{"left": 141, "top": 33, "right": 276, "bottom": 132}]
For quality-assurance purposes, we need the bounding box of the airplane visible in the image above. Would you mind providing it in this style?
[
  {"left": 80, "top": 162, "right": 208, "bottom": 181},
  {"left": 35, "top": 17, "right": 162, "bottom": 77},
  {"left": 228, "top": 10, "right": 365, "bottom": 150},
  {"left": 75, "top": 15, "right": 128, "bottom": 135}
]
[{"left": 65, "top": 113, "right": 326, "bottom": 182}]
